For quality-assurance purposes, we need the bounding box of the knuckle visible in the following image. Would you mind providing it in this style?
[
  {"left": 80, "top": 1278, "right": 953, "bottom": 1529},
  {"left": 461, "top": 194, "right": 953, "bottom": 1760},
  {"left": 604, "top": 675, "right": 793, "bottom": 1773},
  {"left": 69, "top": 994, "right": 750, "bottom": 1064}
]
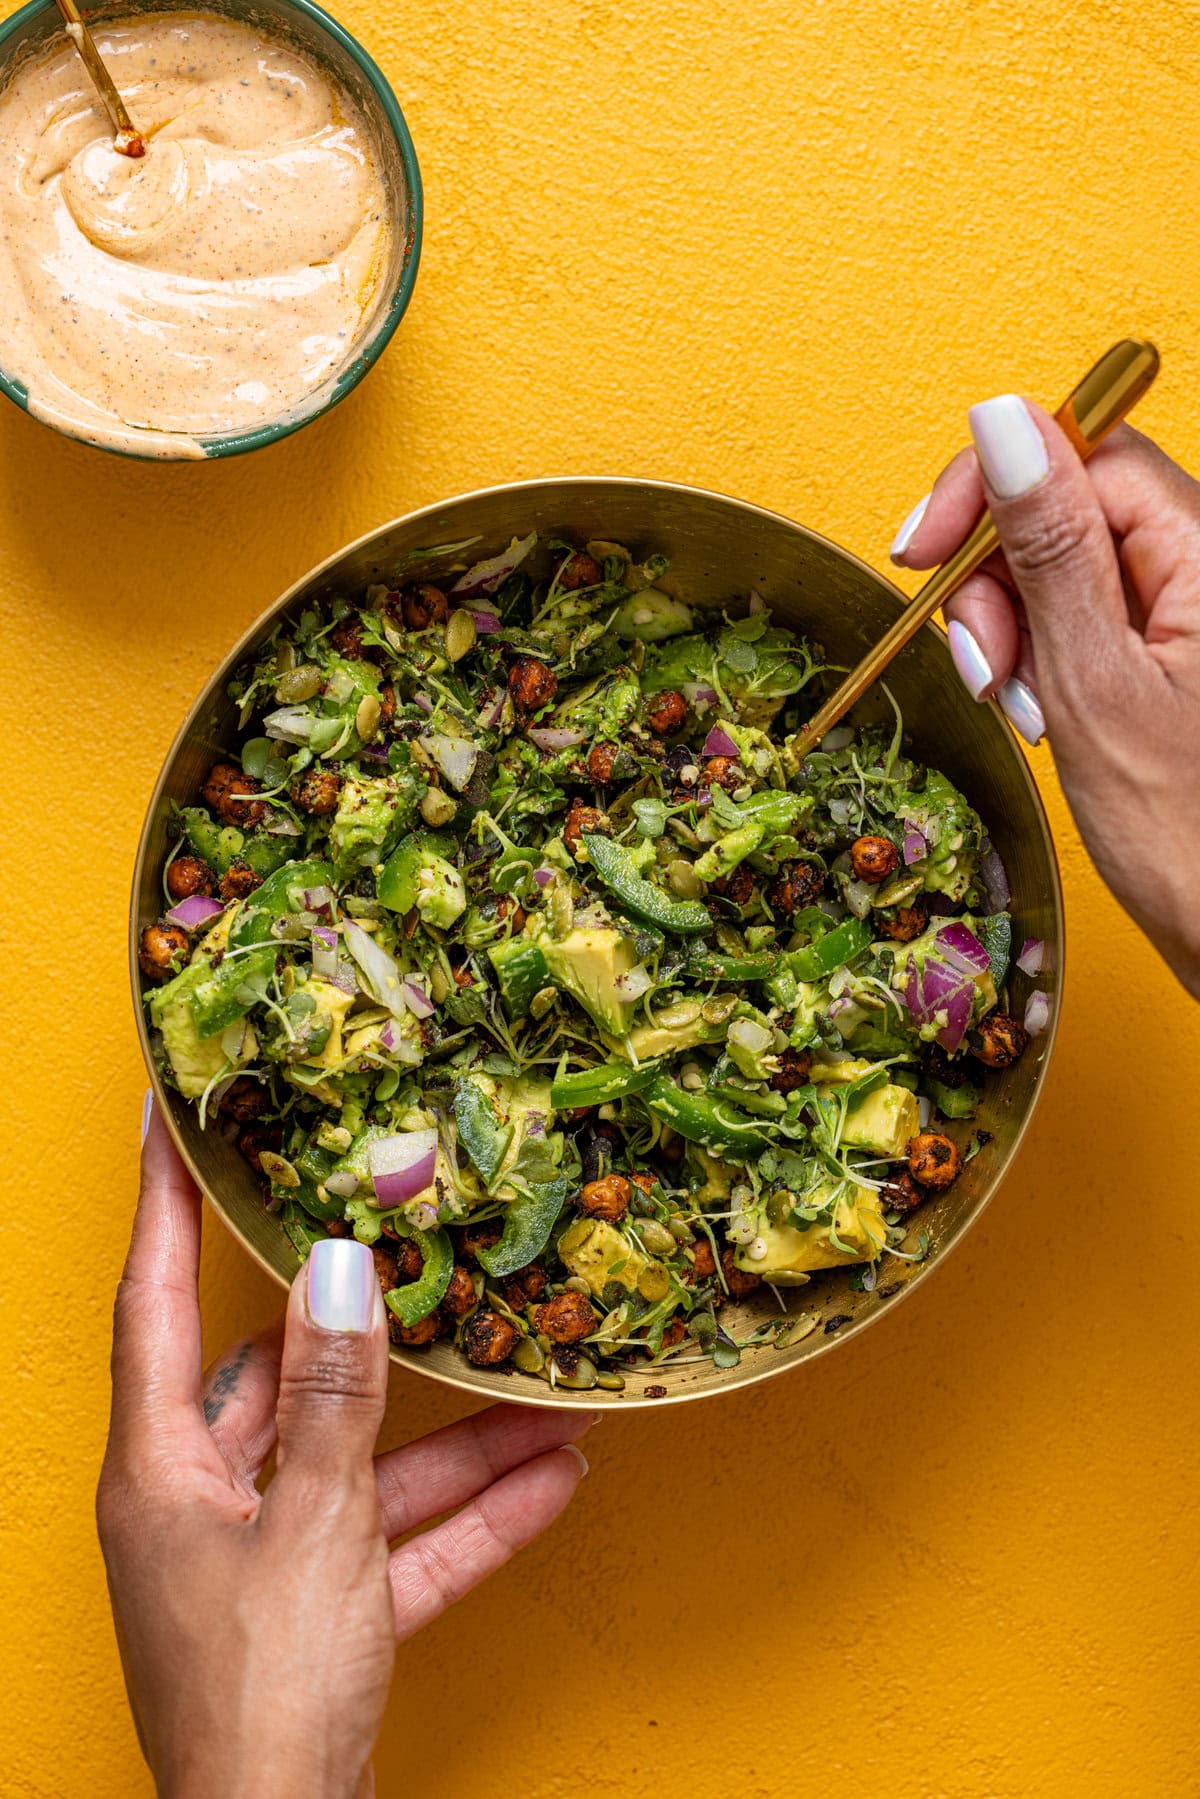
[
  {"left": 1003, "top": 504, "right": 1097, "bottom": 583},
  {"left": 277, "top": 1357, "right": 382, "bottom": 1411}
]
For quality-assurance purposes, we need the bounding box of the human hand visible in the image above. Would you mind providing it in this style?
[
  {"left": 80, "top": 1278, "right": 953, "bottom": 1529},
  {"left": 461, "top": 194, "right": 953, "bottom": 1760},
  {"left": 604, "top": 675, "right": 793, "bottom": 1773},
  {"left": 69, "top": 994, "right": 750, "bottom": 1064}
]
[
  {"left": 891, "top": 403, "right": 1200, "bottom": 999},
  {"left": 97, "top": 1105, "right": 593, "bottom": 1799}
]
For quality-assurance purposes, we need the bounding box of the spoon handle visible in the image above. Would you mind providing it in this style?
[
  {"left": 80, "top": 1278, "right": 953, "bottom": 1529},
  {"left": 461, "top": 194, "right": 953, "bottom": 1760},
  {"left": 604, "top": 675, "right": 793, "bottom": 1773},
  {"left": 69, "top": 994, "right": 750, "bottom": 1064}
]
[
  {"left": 799, "top": 338, "right": 1160, "bottom": 746},
  {"left": 54, "top": 0, "right": 144, "bottom": 154}
]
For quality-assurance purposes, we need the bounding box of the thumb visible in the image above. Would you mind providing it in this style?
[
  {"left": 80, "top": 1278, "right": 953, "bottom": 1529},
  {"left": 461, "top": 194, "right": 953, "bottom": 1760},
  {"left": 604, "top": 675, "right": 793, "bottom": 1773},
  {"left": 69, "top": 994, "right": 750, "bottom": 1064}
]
[
  {"left": 968, "top": 394, "right": 1133, "bottom": 718},
  {"left": 273, "top": 1238, "right": 389, "bottom": 1486}
]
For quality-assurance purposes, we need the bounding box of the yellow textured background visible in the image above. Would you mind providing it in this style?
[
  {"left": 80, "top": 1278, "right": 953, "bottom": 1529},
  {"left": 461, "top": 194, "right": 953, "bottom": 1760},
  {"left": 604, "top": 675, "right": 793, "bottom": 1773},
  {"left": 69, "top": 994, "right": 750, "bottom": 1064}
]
[{"left": 3, "top": 0, "right": 1200, "bottom": 1792}]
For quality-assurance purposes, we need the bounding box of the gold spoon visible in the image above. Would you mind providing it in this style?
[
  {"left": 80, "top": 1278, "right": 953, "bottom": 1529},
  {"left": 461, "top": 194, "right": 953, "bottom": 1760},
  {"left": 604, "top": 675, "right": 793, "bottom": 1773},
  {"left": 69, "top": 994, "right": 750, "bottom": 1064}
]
[
  {"left": 55, "top": 0, "right": 145, "bottom": 157},
  {"left": 797, "top": 337, "right": 1160, "bottom": 746}
]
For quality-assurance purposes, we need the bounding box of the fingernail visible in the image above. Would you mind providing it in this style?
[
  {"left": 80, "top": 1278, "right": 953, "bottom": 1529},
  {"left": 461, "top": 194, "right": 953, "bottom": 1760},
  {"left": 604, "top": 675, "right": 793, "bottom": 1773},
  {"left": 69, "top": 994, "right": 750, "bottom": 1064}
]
[
  {"left": 947, "top": 620, "right": 993, "bottom": 701},
  {"left": 889, "top": 492, "right": 929, "bottom": 561},
  {"left": 141, "top": 1089, "right": 154, "bottom": 1143},
  {"left": 968, "top": 394, "right": 1050, "bottom": 499},
  {"left": 306, "top": 1238, "right": 375, "bottom": 1333},
  {"left": 998, "top": 677, "right": 1045, "bottom": 746},
  {"left": 560, "top": 1443, "right": 589, "bottom": 1479}
]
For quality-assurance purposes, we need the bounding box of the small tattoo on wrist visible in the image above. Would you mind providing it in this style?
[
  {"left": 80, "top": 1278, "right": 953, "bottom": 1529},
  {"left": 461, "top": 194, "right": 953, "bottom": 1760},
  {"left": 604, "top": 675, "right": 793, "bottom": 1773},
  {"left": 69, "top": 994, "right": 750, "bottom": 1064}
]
[{"left": 203, "top": 1341, "right": 253, "bottom": 1427}]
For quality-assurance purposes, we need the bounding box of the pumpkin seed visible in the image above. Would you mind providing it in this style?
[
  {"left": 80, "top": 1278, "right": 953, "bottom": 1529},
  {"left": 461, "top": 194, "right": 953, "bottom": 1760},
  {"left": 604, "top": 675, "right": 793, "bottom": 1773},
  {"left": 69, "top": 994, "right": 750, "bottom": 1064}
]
[
  {"left": 276, "top": 640, "right": 297, "bottom": 673},
  {"left": 553, "top": 1354, "right": 598, "bottom": 1390},
  {"left": 564, "top": 1275, "right": 592, "bottom": 1296},
  {"left": 355, "top": 693, "right": 382, "bottom": 742},
  {"left": 444, "top": 608, "right": 477, "bottom": 663},
  {"left": 428, "top": 961, "right": 451, "bottom": 1003},
  {"left": 419, "top": 786, "right": 458, "bottom": 828},
  {"left": 637, "top": 1264, "right": 670, "bottom": 1303},
  {"left": 634, "top": 1219, "right": 676, "bottom": 1256},
  {"left": 511, "top": 1336, "right": 546, "bottom": 1374},
  {"left": 549, "top": 886, "right": 574, "bottom": 939},
  {"left": 259, "top": 1151, "right": 300, "bottom": 1188},
  {"left": 657, "top": 998, "right": 699, "bottom": 1029},
  {"left": 530, "top": 985, "right": 558, "bottom": 1020},
  {"left": 275, "top": 663, "right": 321, "bottom": 704},
  {"left": 781, "top": 1312, "right": 818, "bottom": 1347},
  {"left": 700, "top": 993, "right": 737, "bottom": 1025},
  {"left": 667, "top": 858, "right": 703, "bottom": 899},
  {"left": 667, "top": 1217, "right": 694, "bottom": 1244},
  {"left": 595, "top": 1370, "right": 626, "bottom": 1391}
]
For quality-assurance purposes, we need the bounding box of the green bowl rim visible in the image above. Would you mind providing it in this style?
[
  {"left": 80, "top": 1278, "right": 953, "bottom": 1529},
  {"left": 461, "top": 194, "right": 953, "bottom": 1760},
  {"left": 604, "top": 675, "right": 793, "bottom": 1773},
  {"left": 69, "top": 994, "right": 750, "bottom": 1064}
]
[{"left": 0, "top": 0, "right": 423, "bottom": 460}]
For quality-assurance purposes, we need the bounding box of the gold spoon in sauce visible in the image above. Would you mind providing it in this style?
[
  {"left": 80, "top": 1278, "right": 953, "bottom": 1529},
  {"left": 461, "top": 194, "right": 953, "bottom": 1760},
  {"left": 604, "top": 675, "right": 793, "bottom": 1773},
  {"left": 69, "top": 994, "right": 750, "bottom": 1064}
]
[
  {"left": 797, "top": 338, "right": 1160, "bottom": 746},
  {"left": 54, "top": 0, "right": 145, "bottom": 156}
]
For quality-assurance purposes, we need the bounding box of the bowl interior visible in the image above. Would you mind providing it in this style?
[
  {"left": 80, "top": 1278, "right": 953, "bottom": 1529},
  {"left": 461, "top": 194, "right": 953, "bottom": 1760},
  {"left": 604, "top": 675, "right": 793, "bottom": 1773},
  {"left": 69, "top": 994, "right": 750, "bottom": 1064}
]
[
  {"left": 0, "top": 0, "right": 421, "bottom": 459},
  {"left": 133, "top": 478, "right": 1063, "bottom": 1406}
]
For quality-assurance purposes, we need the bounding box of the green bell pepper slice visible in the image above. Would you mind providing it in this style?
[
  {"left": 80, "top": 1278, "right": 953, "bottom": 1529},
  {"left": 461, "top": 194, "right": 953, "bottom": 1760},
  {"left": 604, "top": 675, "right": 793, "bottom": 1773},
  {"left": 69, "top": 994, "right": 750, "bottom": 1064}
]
[
  {"left": 690, "top": 950, "right": 779, "bottom": 983},
  {"left": 550, "top": 1061, "right": 659, "bottom": 1109},
  {"left": 230, "top": 858, "right": 337, "bottom": 948},
  {"left": 582, "top": 834, "right": 711, "bottom": 936},
  {"left": 643, "top": 1075, "right": 770, "bottom": 1153},
  {"left": 382, "top": 1223, "right": 455, "bottom": 1327},
  {"left": 787, "top": 916, "right": 872, "bottom": 981},
  {"left": 487, "top": 938, "right": 550, "bottom": 1016},
  {"left": 189, "top": 946, "right": 277, "bottom": 1040},
  {"left": 477, "top": 1174, "right": 570, "bottom": 1279},
  {"left": 376, "top": 830, "right": 456, "bottom": 913},
  {"left": 453, "top": 1079, "right": 513, "bottom": 1184},
  {"left": 924, "top": 1077, "right": 980, "bottom": 1120}
]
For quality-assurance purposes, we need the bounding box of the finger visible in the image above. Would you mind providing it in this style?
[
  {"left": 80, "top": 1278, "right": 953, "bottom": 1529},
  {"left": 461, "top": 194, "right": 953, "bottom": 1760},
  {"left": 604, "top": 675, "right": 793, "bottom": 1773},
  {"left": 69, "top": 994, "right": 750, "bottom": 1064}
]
[
  {"left": 109, "top": 1099, "right": 205, "bottom": 1451},
  {"left": 387, "top": 1445, "right": 587, "bottom": 1640},
  {"left": 271, "top": 1239, "right": 389, "bottom": 1489},
  {"left": 202, "top": 1321, "right": 285, "bottom": 1488},
  {"left": 967, "top": 396, "right": 1133, "bottom": 703},
  {"left": 890, "top": 446, "right": 984, "bottom": 568},
  {"left": 374, "top": 1402, "right": 597, "bottom": 1540},
  {"left": 944, "top": 571, "right": 1021, "bottom": 701}
]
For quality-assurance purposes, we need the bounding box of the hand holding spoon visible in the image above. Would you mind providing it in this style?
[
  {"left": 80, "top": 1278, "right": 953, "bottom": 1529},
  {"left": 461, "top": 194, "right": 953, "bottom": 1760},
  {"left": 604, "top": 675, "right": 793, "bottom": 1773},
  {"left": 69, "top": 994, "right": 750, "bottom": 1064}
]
[{"left": 54, "top": 0, "right": 145, "bottom": 156}]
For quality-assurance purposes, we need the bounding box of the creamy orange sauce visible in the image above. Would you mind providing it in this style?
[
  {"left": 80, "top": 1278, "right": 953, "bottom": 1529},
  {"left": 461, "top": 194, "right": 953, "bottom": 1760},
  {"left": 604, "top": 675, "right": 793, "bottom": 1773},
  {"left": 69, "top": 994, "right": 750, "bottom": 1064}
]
[{"left": 0, "top": 12, "right": 392, "bottom": 455}]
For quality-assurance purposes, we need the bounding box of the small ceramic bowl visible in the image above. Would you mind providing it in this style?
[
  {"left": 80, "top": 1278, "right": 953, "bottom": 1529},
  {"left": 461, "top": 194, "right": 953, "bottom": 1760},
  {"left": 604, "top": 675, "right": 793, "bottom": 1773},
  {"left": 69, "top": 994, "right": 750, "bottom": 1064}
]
[{"left": 0, "top": 0, "right": 421, "bottom": 458}]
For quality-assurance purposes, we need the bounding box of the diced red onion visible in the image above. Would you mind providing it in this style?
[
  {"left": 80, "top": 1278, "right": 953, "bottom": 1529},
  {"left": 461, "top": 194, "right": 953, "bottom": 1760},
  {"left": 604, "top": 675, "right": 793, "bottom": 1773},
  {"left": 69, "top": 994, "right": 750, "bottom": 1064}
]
[
  {"left": 936, "top": 922, "right": 990, "bottom": 976},
  {"left": 343, "top": 920, "right": 406, "bottom": 1017},
  {"left": 476, "top": 689, "right": 506, "bottom": 730},
  {"left": 264, "top": 811, "right": 304, "bottom": 837},
  {"left": 615, "top": 966, "right": 653, "bottom": 999},
  {"left": 1016, "top": 937, "right": 1045, "bottom": 976},
  {"left": 702, "top": 725, "right": 739, "bottom": 759},
  {"left": 302, "top": 885, "right": 335, "bottom": 913},
  {"left": 421, "top": 733, "right": 478, "bottom": 791},
  {"left": 844, "top": 877, "right": 875, "bottom": 919},
  {"left": 469, "top": 609, "right": 502, "bottom": 634},
  {"left": 525, "top": 1113, "right": 546, "bottom": 1139},
  {"left": 449, "top": 532, "right": 537, "bottom": 598},
  {"left": 729, "top": 1017, "right": 774, "bottom": 1055},
  {"left": 312, "top": 925, "right": 339, "bottom": 980},
  {"left": 527, "top": 727, "right": 587, "bottom": 752},
  {"left": 819, "top": 725, "right": 855, "bottom": 752},
  {"left": 902, "top": 821, "right": 927, "bottom": 865},
  {"left": 331, "top": 958, "right": 357, "bottom": 996},
  {"left": 533, "top": 866, "right": 554, "bottom": 888},
  {"left": 1024, "top": 989, "right": 1050, "bottom": 1036},
  {"left": 414, "top": 692, "right": 434, "bottom": 715},
  {"left": 366, "top": 1129, "right": 438, "bottom": 1206},
  {"left": 917, "top": 1094, "right": 933, "bottom": 1130},
  {"left": 324, "top": 1169, "right": 360, "bottom": 1199},
  {"left": 402, "top": 978, "right": 436, "bottom": 1019},
  {"left": 979, "top": 844, "right": 1011, "bottom": 911},
  {"left": 682, "top": 682, "right": 718, "bottom": 713},
  {"left": 411, "top": 1201, "right": 440, "bottom": 1232},
  {"left": 167, "top": 894, "right": 225, "bottom": 930},
  {"left": 904, "top": 957, "right": 975, "bottom": 1052}
]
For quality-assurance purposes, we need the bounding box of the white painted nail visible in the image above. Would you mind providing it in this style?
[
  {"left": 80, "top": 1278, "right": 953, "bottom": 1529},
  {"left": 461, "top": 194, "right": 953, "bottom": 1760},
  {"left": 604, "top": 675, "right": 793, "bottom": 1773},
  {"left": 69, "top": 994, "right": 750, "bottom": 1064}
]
[
  {"left": 560, "top": 1443, "right": 589, "bottom": 1479},
  {"left": 889, "top": 492, "right": 930, "bottom": 561},
  {"left": 947, "top": 620, "right": 993, "bottom": 701},
  {"left": 307, "top": 1238, "right": 375, "bottom": 1333},
  {"left": 968, "top": 395, "right": 1050, "bottom": 499},
  {"left": 998, "top": 677, "right": 1045, "bottom": 746},
  {"left": 141, "top": 1089, "right": 154, "bottom": 1144}
]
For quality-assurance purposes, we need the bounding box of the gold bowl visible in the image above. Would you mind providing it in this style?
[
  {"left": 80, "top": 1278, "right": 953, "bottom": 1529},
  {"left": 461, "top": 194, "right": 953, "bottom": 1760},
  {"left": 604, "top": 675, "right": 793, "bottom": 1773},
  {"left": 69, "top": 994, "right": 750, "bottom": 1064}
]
[{"left": 131, "top": 478, "right": 1063, "bottom": 1407}]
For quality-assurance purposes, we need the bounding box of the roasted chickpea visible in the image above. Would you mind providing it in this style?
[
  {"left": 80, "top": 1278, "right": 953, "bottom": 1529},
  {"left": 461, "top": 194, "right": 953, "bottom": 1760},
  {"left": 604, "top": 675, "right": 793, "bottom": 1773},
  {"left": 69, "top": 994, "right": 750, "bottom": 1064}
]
[
  {"left": 659, "top": 1128, "right": 685, "bottom": 1164},
  {"left": 166, "top": 855, "right": 215, "bottom": 901},
  {"left": 970, "top": 1011, "right": 1030, "bottom": 1069},
  {"left": 138, "top": 921, "right": 189, "bottom": 981},
  {"left": 463, "top": 1309, "right": 520, "bottom": 1366},
  {"left": 587, "top": 741, "right": 627, "bottom": 785},
  {"left": 442, "top": 1265, "right": 478, "bottom": 1318},
  {"left": 879, "top": 898, "right": 929, "bottom": 943},
  {"left": 660, "top": 1318, "right": 687, "bottom": 1351},
  {"left": 507, "top": 656, "right": 558, "bottom": 713},
  {"left": 922, "top": 1043, "right": 971, "bottom": 1089},
  {"left": 645, "top": 689, "right": 688, "bottom": 737},
  {"left": 769, "top": 1046, "right": 813, "bottom": 1094},
  {"left": 330, "top": 617, "right": 368, "bottom": 658},
  {"left": 702, "top": 756, "right": 743, "bottom": 793},
  {"left": 458, "top": 1220, "right": 503, "bottom": 1264},
  {"left": 689, "top": 1239, "right": 717, "bottom": 1281},
  {"left": 494, "top": 894, "right": 528, "bottom": 933},
  {"left": 219, "top": 1076, "right": 268, "bottom": 1123},
  {"left": 881, "top": 1170, "right": 925, "bottom": 1214},
  {"left": 503, "top": 1264, "right": 549, "bottom": 1310},
  {"left": 578, "top": 1174, "right": 631, "bottom": 1222},
  {"left": 711, "top": 866, "right": 757, "bottom": 908},
  {"left": 201, "top": 761, "right": 265, "bottom": 829},
  {"left": 379, "top": 682, "right": 397, "bottom": 727},
  {"left": 389, "top": 1311, "right": 445, "bottom": 1348},
  {"left": 534, "top": 1290, "right": 596, "bottom": 1345},
  {"left": 557, "top": 550, "right": 602, "bottom": 590},
  {"left": 720, "top": 1247, "right": 761, "bottom": 1298},
  {"left": 907, "top": 1132, "right": 963, "bottom": 1190},
  {"left": 767, "top": 861, "right": 824, "bottom": 917},
  {"left": 236, "top": 1121, "right": 280, "bottom": 1176},
  {"left": 628, "top": 1171, "right": 657, "bottom": 1197},
  {"left": 382, "top": 1237, "right": 425, "bottom": 1282},
  {"left": 400, "top": 584, "right": 449, "bottom": 631},
  {"left": 372, "top": 1245, "right": 400, "bottom": 1292},
  {"left": 849, "top": 835, "right": 900, "bottom": 884},
  {"left": 218, "top": 858, "right": 263, "bottom": 902},
  {"left": 562, "top": 798, "right": 609, "bottom": 855},
  {"left": 290, "top": 768, "right": 342, "bottom": 816}
]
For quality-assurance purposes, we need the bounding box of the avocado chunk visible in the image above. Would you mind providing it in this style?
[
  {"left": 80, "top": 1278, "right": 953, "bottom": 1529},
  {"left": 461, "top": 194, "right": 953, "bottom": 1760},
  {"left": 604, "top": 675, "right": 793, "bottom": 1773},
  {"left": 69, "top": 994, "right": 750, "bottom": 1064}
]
[
  {"left": 531, "top": 922, "right": 639, "bottom": 1037},
  {"left": 151, "top": 962, "right": 257, "bottom": 1099},
  {"left": 841, "top": 1083, "right": 921, "bottom": 1158},
  {"left": 611, "top": 589, "right": 694, "bottom": 641},
  {"left": 612, "top": 997, "right": 726, "bottom": 1062},
  {"left": 377, "top": 830, "right": 465, "bottom": 927},
  {"left": 558, "top": 1216, "right": 660, "bottom": 1299},
  {"left": 734, "top": 1181, "right": 885, "bottom": 1280}
]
